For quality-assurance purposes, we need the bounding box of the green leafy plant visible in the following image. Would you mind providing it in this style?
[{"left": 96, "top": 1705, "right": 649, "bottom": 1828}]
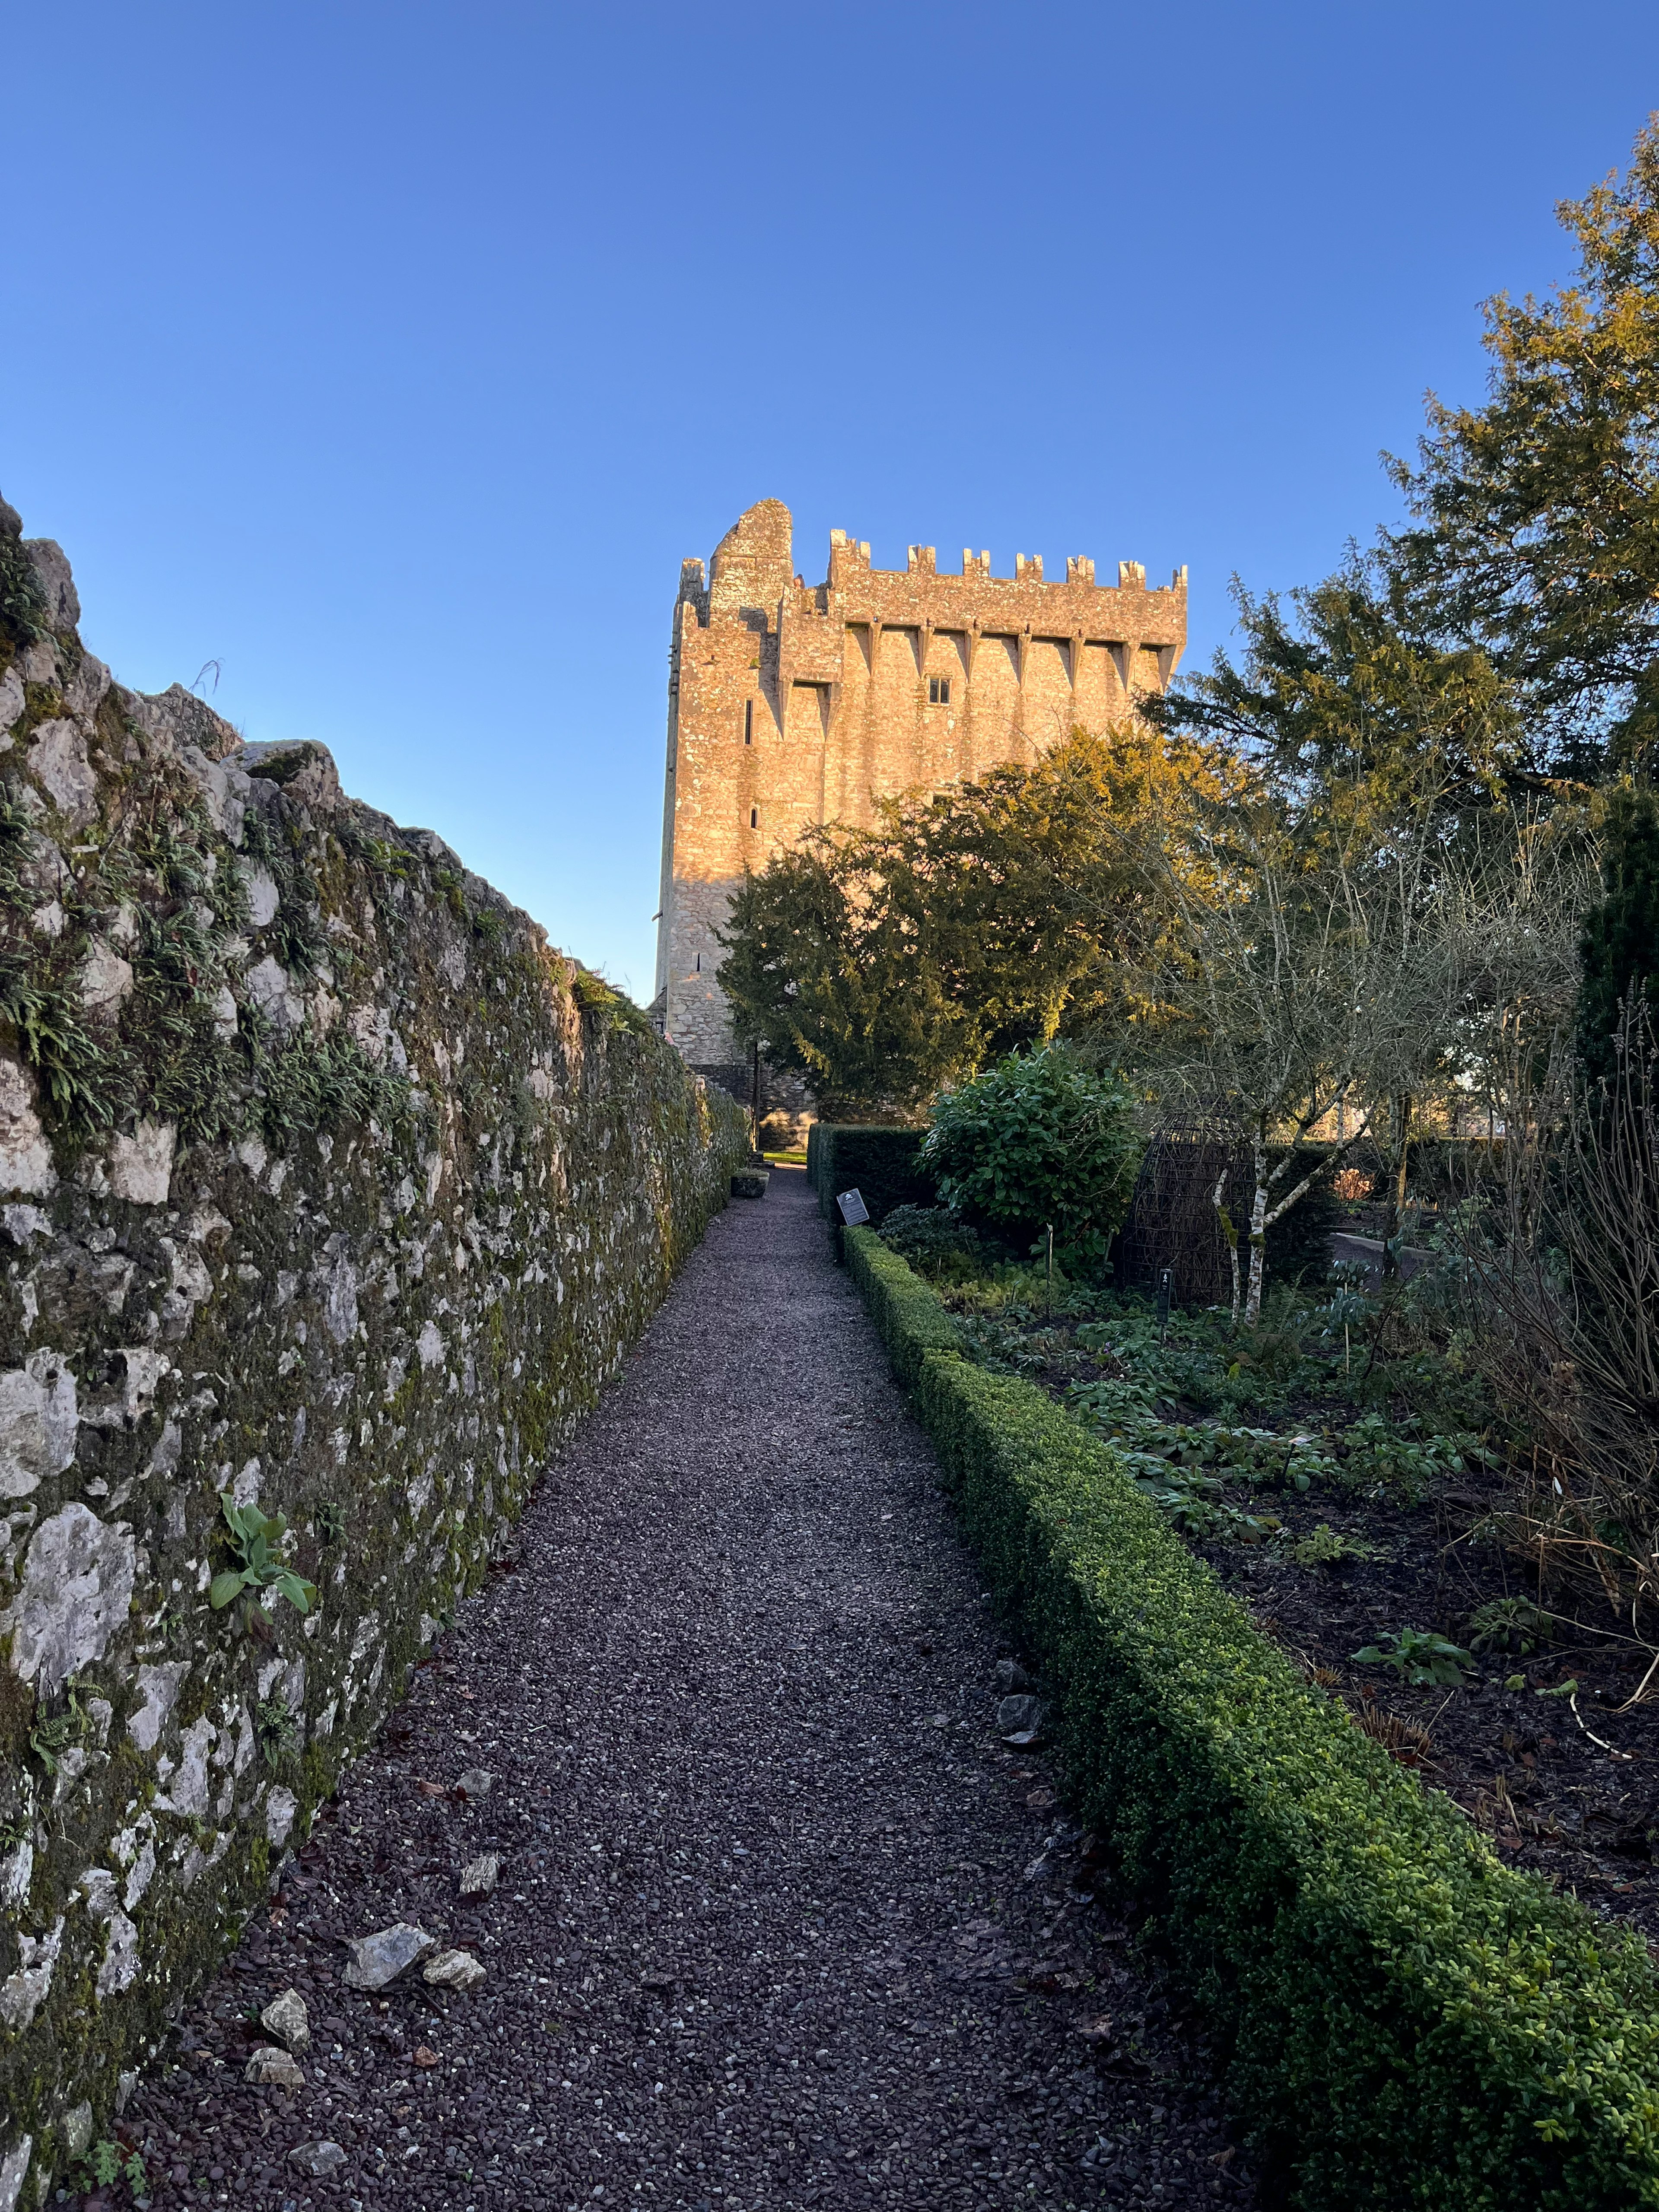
[
  {"left": 314, "top": 1500, "right": 346, "bottom": 1546},
  {"left": 1289, "top": 1522, "right": 1382, "bottom": 1567},
  {"left": 1336, "top": 1410, "right": 1480, "bottom": 1500},
  {"left": 922, "top": 1044, "right": 1143, "bottom": 1271},
  {"left": 1351, "top": 1627, "right": 1474, "bottom": 1686},
  {"left": 209, "top": 1494, "right": 317, "bottom": 1617},
  {"left": 254, "top": 1694, "right": 301, "bottom": 1764},
  {"left": 72, "top": 2141, "right": 145, "bottom": 2194},
  {"left": 28, "top": 1678, "right": 92, "bottom": 1776},
  {"left": 1466, "top": 1595, "right": 1554, "bottom": 1656}
]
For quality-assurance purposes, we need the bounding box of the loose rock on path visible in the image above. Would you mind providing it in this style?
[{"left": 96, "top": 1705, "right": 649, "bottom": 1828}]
[{"left": 128, "top": 1169, "right": 1254, "bottom": 2210}]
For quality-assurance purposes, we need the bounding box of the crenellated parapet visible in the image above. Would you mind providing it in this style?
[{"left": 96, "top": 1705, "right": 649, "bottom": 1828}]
[{"left": 654, "top": 498, "right": 1187, "bottom": 1093}]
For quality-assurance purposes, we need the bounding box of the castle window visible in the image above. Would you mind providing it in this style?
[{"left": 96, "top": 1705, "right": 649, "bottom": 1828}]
[
  {"left": 750, "top": 807, "right": 759, "bottom": 829},
  {"left": 744, "top": 699, "right": 753, "bottom": 744},
  {"left": 928, "top": 676, "right": 951, "bottom": 705}
]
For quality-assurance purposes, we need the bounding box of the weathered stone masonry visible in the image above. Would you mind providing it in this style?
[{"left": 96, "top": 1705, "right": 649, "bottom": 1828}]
[
  {"left": 653, "top": 498, "right": 1188, "bottom": 1123},
  {"left": 0, "top": 502, "right": 748, "bottom": 2205}
]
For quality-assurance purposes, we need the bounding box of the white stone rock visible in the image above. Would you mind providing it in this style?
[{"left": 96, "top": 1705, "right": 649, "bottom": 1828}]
[
  {"left": 64, "top": 655, "right": 110, "bottom": 718},
  {"left": 319, "top": 1249, "right": 359, "bottom": 1345},
  {"left": 128, "top": 1660, "right": 191, "bottom": 1752},
  {"left": 158, "top": 1715, "right": 215, "bottom": 1819},
  {"left": 416, "top": 1321, "right": 444, "bottom": 1370},
  {"left": 0, "top": 1058, "right": 54, "bottom": 1197},
  {"left": 0, "top": 665, "right": 22, "bottom": 735},
  {"left": 260, "top": 1986, "right": 310, "bottom": 2051},
  {"left": 77, "top": 940, "right": 133, "bottom": 1020},
  {"left": 422, "top": 1947, "right": 486, "bottom": 1991},
  {"left": 210, "top": 982, "right": 238, "bottom": 1039},
  {"left": 0, "top": 1506, "right": 134, "bottom": 1694},
  {"left": 0, "top": 2135, "right": 31, "bottom": 2212},
  {"left": 123, "top": 1840, "right": 156, "bottom": 1910},
  {"left": 25, "top": 718, "right": 96, "bottom": 825},
  {"left": 265, "top": 1784, "right": 299, "bottom": 1848},
  {"left": 179, "top": 743, "right": 252, "bottom": 844},
  {"left": 108, "top": 1118, "right": 175, "bottom": 1204},
  {"left": 25, "top": 540, "right": 79, "bottom": 631},
  {"left": 245, "top": 2045, "right": 305, "bottom": 2090},
  {"left": 95, "top": 1906, "right": 140, "bottom": 1995},
  {"left": 343, "top": 1922, "right": 437, "bottom": 1990},
  {"left": 61, "top": 2104, "right": 93, "bottom": 2161},
  {"left": 30, "top": 899, "right": 64, "bottom": 939},
  {"left": 0, "top": 1840, "right": 32, "bottom": 1910},
  {"left": 243, "top": 864, "right": 280, "bottom": 927},
  {"left": 455, "top": 1767, "right": 493, "bottom": 1799},
  {"left": 0, "top": 1351, "right": 77, "bottom": 1500},
  {"left": 288, "top": 2142, "right": 345, "bottom": 2178},
  {"left": 0, "top": 1917, "right": 62, "bottom": 2031},
  {"left": 245, "top": 954, "right": 304, "bottom": 1035},
  {"left": 116, "top": 2069, "right": 138, "bottom": 2113},
  {"left": 459, "top": 1852, "right": 499, "bottom": 1897}
]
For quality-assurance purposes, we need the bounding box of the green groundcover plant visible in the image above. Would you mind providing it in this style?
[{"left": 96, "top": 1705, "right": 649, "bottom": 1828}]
[{"left": 845, "top": 1225, "right": 1659, "bottom": 2211}]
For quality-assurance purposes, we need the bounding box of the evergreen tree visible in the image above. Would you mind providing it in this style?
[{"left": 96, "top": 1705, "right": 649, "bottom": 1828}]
[{"left": 1579, "top": 784, "right": 1659, "bottom": 1080}]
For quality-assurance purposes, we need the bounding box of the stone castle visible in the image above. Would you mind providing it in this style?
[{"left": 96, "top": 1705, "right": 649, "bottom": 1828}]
[{"left": 652, "top": 498, "right": 1187, "bottom": 1112}]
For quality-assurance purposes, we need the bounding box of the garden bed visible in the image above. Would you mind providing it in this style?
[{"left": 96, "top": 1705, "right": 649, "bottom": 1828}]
[
  {"left": 844, "top": 1224, "right": 1659, "bottom": 2209},
  {"left": 874, "top": 1209, "right": 1659, "bottom": 1950}
]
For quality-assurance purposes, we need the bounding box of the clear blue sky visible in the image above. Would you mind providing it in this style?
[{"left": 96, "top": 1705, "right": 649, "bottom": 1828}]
[{"left": 6, "top": 3, "right": 1658, "bottom": 998}]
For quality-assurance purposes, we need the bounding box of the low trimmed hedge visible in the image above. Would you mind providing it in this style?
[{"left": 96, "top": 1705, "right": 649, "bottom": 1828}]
[
  {"left": 806, "top": 1122, "right": 936, "bottom": 1225},
  {"left": 846, "top": 1225, "right": 1659, "bottom": 2210}
]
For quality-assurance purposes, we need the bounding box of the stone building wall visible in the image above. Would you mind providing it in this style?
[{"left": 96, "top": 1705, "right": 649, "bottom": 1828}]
[
  {"left": 653, "top": 499, "right": 1187, "bottom": 1129},
  {"left": 0, "top": 502, "right": 749, "bottom": 2206}
]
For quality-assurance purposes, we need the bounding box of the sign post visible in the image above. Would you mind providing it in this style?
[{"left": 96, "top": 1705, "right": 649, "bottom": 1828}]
[{"left": 836, "top": 1189, "right": 870, "bottom": 1227}]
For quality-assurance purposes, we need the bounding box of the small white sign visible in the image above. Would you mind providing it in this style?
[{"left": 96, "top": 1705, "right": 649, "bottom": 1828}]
[{"left": 836, "top": 1188, "right": 871, "bottom": 1226}]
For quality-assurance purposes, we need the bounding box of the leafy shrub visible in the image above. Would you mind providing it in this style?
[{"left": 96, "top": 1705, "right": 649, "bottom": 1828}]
[{"left": 922, "top": 1045, "right": 1142, "bottom": 1268}]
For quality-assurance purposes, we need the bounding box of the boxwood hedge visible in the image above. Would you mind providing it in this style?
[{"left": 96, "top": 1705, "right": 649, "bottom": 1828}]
[{"left": 845, "top": 1225, "right": 1659, "bottom": 2210}]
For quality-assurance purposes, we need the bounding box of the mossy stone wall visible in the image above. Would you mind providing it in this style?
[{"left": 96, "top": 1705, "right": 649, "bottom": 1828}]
[{"left": 0, "top": 512, "right": 748, "bottom": 2205}]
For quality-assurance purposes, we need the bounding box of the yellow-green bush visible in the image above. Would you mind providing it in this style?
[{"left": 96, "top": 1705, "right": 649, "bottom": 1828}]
[{"left": 847, "top": 1225, "right": 1659, "bottom": 2210}]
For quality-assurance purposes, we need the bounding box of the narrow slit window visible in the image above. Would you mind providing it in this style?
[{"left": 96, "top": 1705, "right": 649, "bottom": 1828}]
[
  {"left": 744, "top": 699, "right": 753, "bottom": 744},
  {"left": 928, "top": 676, "right": 951, "bottom": 705},
  {"left": 750, "top": 807, "right": 759, "bottom": 829},
  {"left": 695, "top": 953, "right": 701, "bottom": 972}
]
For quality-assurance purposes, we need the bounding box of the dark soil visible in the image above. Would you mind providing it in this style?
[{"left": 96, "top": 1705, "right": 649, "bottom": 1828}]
[
  {"left": 1195, "top": 1478, "right": 1659, "bottom": 1947},
  {"left": 113, "top": 1171, "right": 1255, "bottom": 2212},
  {"left": 953, "top": 1299, "right": 1659, "bottom": 1956}
]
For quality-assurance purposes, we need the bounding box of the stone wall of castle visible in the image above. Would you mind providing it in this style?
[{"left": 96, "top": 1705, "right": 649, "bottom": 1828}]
[
  {"left": 653, "top": 499, "right": 1187, "bottom": 1125},
  {"left": 0, "top": 505, "right": 748, "bottom": 2205}
]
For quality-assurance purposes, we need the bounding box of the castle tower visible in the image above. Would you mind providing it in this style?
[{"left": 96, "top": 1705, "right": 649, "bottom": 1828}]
[{"left": 652, "top": 499, "right": 1187, "bottom": 1125}]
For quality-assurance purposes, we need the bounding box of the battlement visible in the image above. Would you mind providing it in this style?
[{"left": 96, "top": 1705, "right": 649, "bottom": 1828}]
[{"left": 656, "top": 498, "right": 1188, "bottom": 1074}]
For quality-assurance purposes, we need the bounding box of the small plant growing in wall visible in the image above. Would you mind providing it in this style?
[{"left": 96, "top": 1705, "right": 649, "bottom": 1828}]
[
  {"left": 314, "top": 1500, "right": 346, "bottom": 1547},
  {"left": 254, "top": 1694, "right": 301, "bottom": 1765},
  {"left": 210, "top": 1495, "right": 317, "bottom": 1622},
  {"left": 28, "top": 1677, "right": 92, "bottom": 1776}
]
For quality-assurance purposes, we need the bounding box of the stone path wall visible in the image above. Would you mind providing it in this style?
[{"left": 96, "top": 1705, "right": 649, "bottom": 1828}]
[{"left": 0, "top": 505, "right": 748, "bottom": 2204}]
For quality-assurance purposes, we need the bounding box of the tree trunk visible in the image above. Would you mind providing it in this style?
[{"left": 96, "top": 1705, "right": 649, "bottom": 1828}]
[
  {"left": 1244, "top": 1131, "right": 1270, "bottom": 1327},
  {"left": 1213, "top": 1162, "right": 1241, "bottom": 1327},
  {"left": 1381, "top": 1092, "right": 1413, "bottom": 1281}
]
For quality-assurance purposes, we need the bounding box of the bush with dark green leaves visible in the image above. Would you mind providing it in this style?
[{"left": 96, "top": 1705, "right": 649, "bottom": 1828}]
[
  {"left": 844, "top": 1224, "right": 1659, "bottom": 2211},
  {"left": 921, "top": 1046, "right": 1142, "bottom": 1269}
]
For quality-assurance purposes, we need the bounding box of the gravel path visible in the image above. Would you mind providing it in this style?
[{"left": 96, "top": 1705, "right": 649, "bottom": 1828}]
[{"left": 127, "top": 1169, "right": 1255, "bottom": 2212}]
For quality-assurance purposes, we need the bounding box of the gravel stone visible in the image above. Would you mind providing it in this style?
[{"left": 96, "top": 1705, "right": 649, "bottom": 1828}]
[{"left": 125, "top": 1170, "right": 1255, "bottom": 2208}]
